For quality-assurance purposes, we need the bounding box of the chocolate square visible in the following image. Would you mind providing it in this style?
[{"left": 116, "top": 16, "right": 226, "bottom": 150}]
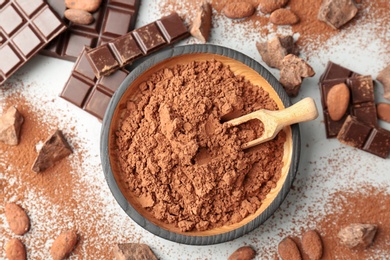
[
  {"left": 363, "top": 128, "right": 390, "bottom": 158},
  {"left": 337, "top": 116, "right": 372, "bottom": 149}
]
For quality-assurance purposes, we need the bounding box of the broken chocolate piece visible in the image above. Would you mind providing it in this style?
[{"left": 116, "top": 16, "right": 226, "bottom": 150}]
[
  {"left": 377, "top": 64, "right": 390, "bottom": 101},
  {"left": 113, "top": 243, "right": 157, "bottom": 260},
  {"left": 337, "top": 116, "right": 390, "bottom": 158},
  {"left": 0, "top": 106, "right": 24, "bottom": 146},
  {"left": 190, "top": 1, "right": 212, "bottom": 43},
  {"left": 32, "top": 130, "right": 72, "bottom": 173},
  {"left": 318, "top": 0, "right": 358, "bottom": 29},
  {"left": 256, "top": 35, "right": 298, "bottom": 69},
  {"left": 338, "top": 223, "right": 378, "bottom": 249},
  {"left": 319, "top": 62, "right": 379, "bottom": 138},
  {"left": 279, "top": 54, "right": 315, "bottom": 97}
]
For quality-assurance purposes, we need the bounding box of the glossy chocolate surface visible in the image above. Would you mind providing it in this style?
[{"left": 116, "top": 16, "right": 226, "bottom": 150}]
[
  {"left": 60, "top": 47, "right": 129, "bottom": 120},
  {"left": 338, "top": 116, "right": 390, "bottom": 158},
  {"left": 40, "top": 0, "right": 140, "bottom": 61},
  {"left": 86, "top": 12, "right": 190, "bottom": 78},
  {"left": 0, "top": 0, "right": 66, "bottom": 85},
  {"left": 319, "top": 62, "right": 377, "bottom": 138}
]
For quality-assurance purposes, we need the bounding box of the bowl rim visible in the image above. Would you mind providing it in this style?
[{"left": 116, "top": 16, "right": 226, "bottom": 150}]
[{"left": 100, "top": 44, "right": 300, "bottom": 245}]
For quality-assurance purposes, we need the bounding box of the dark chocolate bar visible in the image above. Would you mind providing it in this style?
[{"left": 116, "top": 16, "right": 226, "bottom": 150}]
[
  {"left": 86, "top": 12, "right": 190, "bottom": 78},
  {"left": 338, "top": 116, "right": 390, "bottom": 158},
  {"left": 0, "top": 0, "right": 66, "bottom": 85},
  {"left": 319, "top": 62, "right": 377, "bottom": 138},
  {"left": 60, "top": 47, "right": 129, "bottom": 120},
  {"left": 40, "top": 0, "right": 140, "bottom": 61}
]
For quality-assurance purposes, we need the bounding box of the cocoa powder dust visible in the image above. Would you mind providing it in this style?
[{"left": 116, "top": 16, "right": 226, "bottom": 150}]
[{"left": 115, "top": 60, "right": 286, "bottom": 232}]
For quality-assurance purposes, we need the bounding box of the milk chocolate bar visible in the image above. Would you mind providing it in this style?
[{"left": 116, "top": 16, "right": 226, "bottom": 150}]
[
  {"left": 40, "top": 0, "right": 140, "bottom": 61},
  {"left": 338, "top": 116, "right": 390, "bottom": 158},
  {"left": 319, "top": 62, "right": 377, "bottom": 138},
  {"left": 60, "top": 47, "right": 129, "bottom": 120},
  {"left": 86, "top": 12, "right": 190, "bottom": 78},
  {"left": 0, "top": 0, "right": 66, "bottom": 85}
]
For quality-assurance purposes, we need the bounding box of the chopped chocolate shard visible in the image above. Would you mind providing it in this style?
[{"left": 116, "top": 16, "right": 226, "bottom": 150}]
[
  {"left": 32, "top": 130, "right": 72, "bottom": 173},
  {"left": 318, "top": 62, "right": 378, "bottom": 138},
  {"left": 113, "top": 243, "right": 157, "bottom": 260},
  {"left": 279, "top": 54, "right": 315, "bottom": 97},
  {"left": 337, "top": 116, "right": 371, "bottom": 149},
  {"left": 363, "top": 128, "right": 390, "bottom": 159},
  {"left": 377, "top": 64, "right": 390, "bottom": 101},
  {"left": 0, "top": 106, "right": 24, "bottom": 146},
  {"left": 190, "top": 1, "right": 212, "bottom": 43},
  {"left": 256, "top": 35, "right": 298, "bottom": 69},
  {"left": 318, "top": 0, "right": 358, "bottom": 29},
  {"left": 337, "top": 116, "right": 390, "bottom": 158},
  {"left": 338, "top": 223, "right": 378, "bottom": 249}
]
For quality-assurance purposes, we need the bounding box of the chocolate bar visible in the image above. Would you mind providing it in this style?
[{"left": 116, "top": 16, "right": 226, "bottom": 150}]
[
  {"left": 86, "top": 12, "right": 190, "bottom": 78},
  {"left": 60, "top": 47, "right": 129, "bottom": 120},
  {"left": 338, "top": 116, "right": 390, "bottom": 158},
  {"left": 40, "top": 0, "right": 140, "bottom": 61},
  {"left": 0, "top": 0, "right": 66, "bottom": 85},
  {"left": 319, "top": 62, "right": 377, "bottom": 138}
]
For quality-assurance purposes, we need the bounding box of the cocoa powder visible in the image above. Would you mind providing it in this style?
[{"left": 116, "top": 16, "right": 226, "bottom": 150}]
[
  {"left": 0, "top": 93, "right": 122, "bottom": 259},
  {"left": 115, "top": 60, "right": 286, "bottom": 232},
  {"left": 157, "top": 0, "right": 390, "bottom": 58}
]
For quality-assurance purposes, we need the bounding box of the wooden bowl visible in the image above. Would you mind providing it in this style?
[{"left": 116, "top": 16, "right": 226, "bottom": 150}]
[{"left": 101, "top": 44, "right": 300, "bottom": 245}]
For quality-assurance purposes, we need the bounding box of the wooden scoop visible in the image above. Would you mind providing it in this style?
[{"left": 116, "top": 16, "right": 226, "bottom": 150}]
[{"left": 225, "top": 97, "right": 318, "bottom": 149}]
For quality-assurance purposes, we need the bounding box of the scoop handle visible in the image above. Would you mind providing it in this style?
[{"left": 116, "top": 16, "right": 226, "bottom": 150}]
[{"left": 269, "top": 97, "right": 319, "bottom": 127}]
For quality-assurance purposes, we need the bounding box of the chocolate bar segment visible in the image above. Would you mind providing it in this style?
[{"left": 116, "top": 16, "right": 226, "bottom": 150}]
[
  {"left": 40, "top": 0, "right": 140, "bottom": 61},
  {"left": 0, "top": 0, "right": 66, "bottom": 85},
  {"left": 338, "top": 116, "right": 390, "bottom": 158},
  {"left": 60, "top": 47, "right": 129, "bottom": 120},
  {"left": 319, "top": 62, "right": 377, "bottom": 138},
  {"left": 86, "top": 12, "right": 190, "bottom": 78},
  {"left": 363, "top": 128, "right": 390, "bottom": 158}
]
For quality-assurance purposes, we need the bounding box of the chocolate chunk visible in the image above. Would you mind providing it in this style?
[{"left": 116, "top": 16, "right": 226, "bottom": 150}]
[
  {"left": 338, "top": 223, "right": 378, "bottom": 249},
  {"left": 338, "top": 116, "right": 390, "bottom": 158},
  {"left": 319, "top": 61, "right": 354, "bottom": 82},
  {"left": 190, "top": 1, "right": 212, "bottom": 43},
  {"left": 113, "top": 243, "right": 158, "bottom": 260},
  {"left": 319, "top": 62, "right": 378, "bottom": 138},
  {"left": 377, "top": 64, "right": 390, "bottom": 101},
  {"left": 256, "top": 35, "right": 298, "bottom": 69},
  {"left": 348, "top": 75, "right": 377, "bottom": 126},
  {"left": 60, "top": 47, "right": 129, "bottom": 121},
  {"left": 41, "top": 0, "right": 140, "bottom": 61},
  {"left": 279, "top": 54, "right": 315, "bottom": 97},
  {"left": 363, "top": 128, "right": 390, "bottom": 158},
  {"left": 317, "top": 0, "right": 358, "bottom": 29},
  {"left": 86, "top": 12, "right": 190, "bottom": 78},
  {"left": 337, "top": 116, "right": 371, "bottom": 149},
  {"left": 0, "top": 106, "right": 24, "bottom": 146},
  {"left": 0, "top": 0, "right": 66, "bottom": 85},
  {"left": 32, "top": 130, "right": 73, "bottom": 173}
]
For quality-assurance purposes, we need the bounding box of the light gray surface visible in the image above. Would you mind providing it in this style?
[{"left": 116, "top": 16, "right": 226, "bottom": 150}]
[{"left": 1, "top": 0, "right": 390, "bottom": 259}]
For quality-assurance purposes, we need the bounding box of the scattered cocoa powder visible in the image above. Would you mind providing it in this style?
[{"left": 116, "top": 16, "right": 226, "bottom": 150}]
[
  {"left": 0, "top": 93, "right": 122, "bottom": 259},
  {"left": 115, "top": 60, "right": 286, "bottom": 232},
  {"left": 158, "top": 0, "right": 390, "bottom": 58},
  {"left": 314, "top": 185, "right": 390, "bottom": 259}
]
